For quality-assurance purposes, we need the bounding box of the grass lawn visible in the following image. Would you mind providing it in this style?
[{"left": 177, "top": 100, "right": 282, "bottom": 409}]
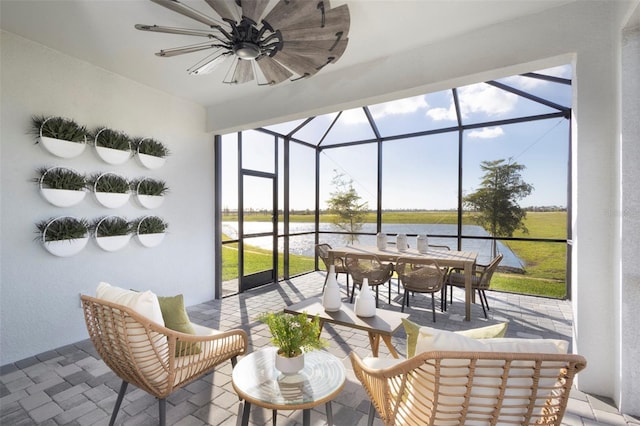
[{"left": 222, "top": 211, "right": 568, "bottom": 298}]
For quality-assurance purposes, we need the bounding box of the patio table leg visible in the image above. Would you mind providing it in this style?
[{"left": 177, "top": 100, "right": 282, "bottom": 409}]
[
  {"left": 241, "top": 401, "right": 251, "bottom": 426},
  {"left": 303, "top": 408, "right": 310, "bottom": 426},
  {"left": 368, "top": 332, "right": 381, "bottom": 357},
  {"left": 326, "top": 401, "right": 334, "bottom": 425}
]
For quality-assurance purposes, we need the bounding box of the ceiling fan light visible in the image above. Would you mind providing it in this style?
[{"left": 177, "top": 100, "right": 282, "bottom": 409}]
[{"left": 234, "top": 42, "right": 260, "bottom": 60}]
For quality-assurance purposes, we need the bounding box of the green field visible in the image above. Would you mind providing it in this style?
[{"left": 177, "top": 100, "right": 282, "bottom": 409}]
[{"left": 222, "top": 211, "right": 568, "bottom": 298}]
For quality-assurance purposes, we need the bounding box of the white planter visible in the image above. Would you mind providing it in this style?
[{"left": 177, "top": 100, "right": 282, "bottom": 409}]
[
  {"left": 95, "top": 192, "right": 130, "bottom": 209},
  {"left": 137, "top": 232, "right": 165, "bottom": 248},
  {"left": 137, "top": 153, "right": 166, "bottom": 170},
  {"left": 95, "top": 234, "right": 131, "bottom": 252},
  {"left": 38, "top": 136, "right": 86, "bottom": 158},
  {"left": 40, "top": 188, "right": 86, "bottom": 207},
  {"left": 95, "top": 146, "right": 131, "bottom": 165},
  {"left": 43, "top": 237, "right": 89, "bottom": 257},
  {"left": 275, "top": 352, "right": 304, "bottom": 375},
  {"left": 136, "top": 194, "right": 164, "bottom": 209}
]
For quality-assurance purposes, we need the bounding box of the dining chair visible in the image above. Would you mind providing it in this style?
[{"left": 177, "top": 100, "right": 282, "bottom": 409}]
[
  {"left": 345, "top": 253, "right": 394, "bottom": 307},
  {"left": 316, "top": 243, "right": 349, "bottom": 295},
  {"left": 395, "top": 257, "right": 447, "bottom": 321},
  {"left": 444, "top": 253, "right": 503, "bottom": 318}
]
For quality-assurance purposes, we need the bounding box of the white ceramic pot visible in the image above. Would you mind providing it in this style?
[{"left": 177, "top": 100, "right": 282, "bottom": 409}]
[
  {"left": 137, "top": 153, "right": 166, "bottom": 170},
  {"left": 40, "top": 188, "right": 86, "bottom": 207},
  {"left": 38, "top": 136, "right": 86, "bottom": 158},
  {"left": 275, "top": 352, "right": 304, "bottom": 375},
  {"left": 95, "top": 192, "right": 130, "bottom": 209},
  {"left": 322, "top": 265, "right": 342, "bottom": 312},
  {"left": 354, "top": 278, "right": 376, "bottom": 317},
  {"left": 43, "top": 237, "right": 89, "bottom": 257},
  {"left": 136, "top": 194, "right": 164, "bottom": 209},
  {"left": 95, "top": 146, "right": 131, "bottom": 165},
  {"left": 95, "top": 234, "right": 131, "bottom": 252},
  {"left": 137, "top": 232, "right": 165, "bottom": 248}
]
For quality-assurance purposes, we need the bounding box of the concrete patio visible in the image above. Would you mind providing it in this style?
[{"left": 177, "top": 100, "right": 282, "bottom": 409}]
[{"left": 1, "top": 272, "right": 638, "bottom": 425}]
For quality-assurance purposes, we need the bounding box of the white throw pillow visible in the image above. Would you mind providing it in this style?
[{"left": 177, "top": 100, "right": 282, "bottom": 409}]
[{"left": 96, "top": 282, "right": 164, "bottom": 326}]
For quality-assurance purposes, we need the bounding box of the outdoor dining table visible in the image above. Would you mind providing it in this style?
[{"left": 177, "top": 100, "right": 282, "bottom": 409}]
[{"left": 328, "top": 245, "right": 479, "bottom": 321}]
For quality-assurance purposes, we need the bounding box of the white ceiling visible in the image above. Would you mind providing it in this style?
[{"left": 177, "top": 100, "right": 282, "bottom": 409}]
[{"left": 1, "top": 0, "right": 575, "bottom": 111}]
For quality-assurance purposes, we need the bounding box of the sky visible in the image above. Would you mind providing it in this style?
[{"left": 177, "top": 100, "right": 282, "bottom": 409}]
[{"left": 221, "top": 65, "right": 572, "bottom": 212}]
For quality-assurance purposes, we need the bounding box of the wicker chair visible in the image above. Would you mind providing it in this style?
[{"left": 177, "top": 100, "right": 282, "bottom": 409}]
[
  {"left": 81, "top": 295, "right": 248, "bottom": 426},
  {"left": 345, "top": 253, "right": 394, "bottom": 306},
  {"left": 395, "top": 258, "right": 447, "bottom": 321},
  {"left": 350, "top": 350, "right": 587, "bottom": 426},
  {"left": 444, "top": 253, "right": 503, "bottom": 318},
  {"left": 316, "top": 243, "right": 350, "bottom": 294}
]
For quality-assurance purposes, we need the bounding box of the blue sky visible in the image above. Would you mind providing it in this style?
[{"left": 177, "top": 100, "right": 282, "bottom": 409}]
[{"left": 222, "top": 65, "right": 572, "bottom": 212}]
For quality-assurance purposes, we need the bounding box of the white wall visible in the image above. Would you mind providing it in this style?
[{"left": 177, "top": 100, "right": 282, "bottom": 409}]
[{"left": 0, "top": 31, "right": 214, "bottom": 365}]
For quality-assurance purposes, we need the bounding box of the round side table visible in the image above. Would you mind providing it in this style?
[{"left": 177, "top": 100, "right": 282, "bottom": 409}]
[{"left": 232, "top": 347, "right": 346, "bottom": 426}]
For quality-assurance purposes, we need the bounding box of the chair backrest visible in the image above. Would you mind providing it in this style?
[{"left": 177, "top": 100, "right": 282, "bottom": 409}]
[
  {"left": 81, "top": 295, "right": 171, "bottom": 398},
  {"left": 315, "top": 243, "right": 332, "bottom": 270},
  {"left": 396, "top": 257, "right": 446, "bottom": 293},
  {"left": 477, "top": 253, "right": 504, "bottom": 290},
  {"left": 345, "top": 253, "right": 394, "bottom": 286},
  {"left": 350, "top": 350, "right": 587, "bottom": 426}
]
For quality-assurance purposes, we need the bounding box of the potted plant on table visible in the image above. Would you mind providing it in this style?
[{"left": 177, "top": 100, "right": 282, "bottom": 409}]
[
  {"left": 134, "top": 137, "right": 170, "bottom": 169},
  {"left": 35, "top": 166, "right": 87, "bottom": 207},
  {"left": 258, "top": 311, "right": 327, "bottom": 374},
  {"left": 30, "top": 115, "right": 88, "bottom": 158}
]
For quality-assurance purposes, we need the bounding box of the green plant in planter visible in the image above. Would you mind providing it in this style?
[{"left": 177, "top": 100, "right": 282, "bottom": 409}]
[
  {"left": 257, "top": 311, "right": 327, "bottom": 358},
  {"left": 133, "top": 178, "right": 169, "bottom": 196},
  {"left": 30, "top": 115, "right": 88, "bottom": 143},
  {"left": 94, "top": 128, "right": 131, "bottom": 151},
  {"left": 134, "top": 138, "right": 170, "bottom": 158},
  {"left": 89, "top": 173, "right": 129, "bottom": 193},
  {"left": 36, "top": 217, "right": 89, "bottom": 241},
  {"left": 92, "top": 216, "right": 132, "bottom": 237},
  {"left": 35, "top": 167, "right": 87, "bottom": 190},
  {"left": 135, "top": 216, "right": 168, "bottom": 234}
]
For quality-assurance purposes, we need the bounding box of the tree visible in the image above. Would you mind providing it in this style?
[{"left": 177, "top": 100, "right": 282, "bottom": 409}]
[
  {"left": 464, "top": 159, "right": 533, "bottom": 257},
  {"left": 326, "top": 170, "right": 368, "bottom": 244}
]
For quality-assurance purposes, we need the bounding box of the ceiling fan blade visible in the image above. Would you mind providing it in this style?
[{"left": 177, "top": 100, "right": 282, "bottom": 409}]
[
  {"left": 275, "top": 50, "right": 326, "bottom": 76},
  {"left": 188, "top": 50, "right": 232, "bottom": 74},
  {"left": 203, "top": 0, "right": 239, "bottom": 22},
  {"left": 283, "top": 39, "right": 348, "bottom": 62},
  {"left": 240, "top": 0, "right": 270, "bottom": 23},
  {"left": 280, "top": 4, "right": 349, "bottom": 40},
  {"left": 230, "top": 58, "right": 255, "bottom": 84},
  {"left": 135, "top": 24, "right": 223, "bottom": 39},
  {"left": 263, "top": 0, "right": 331, "bottom": 30},
  {"left": 151, "top": 0, "right": 221, "bottom": 28},
  {"left": 256, "top": 56, "right": 293, "bottom": 85},
  {"left": 155, "top": 42, "right": 226, "bottom": 57}
]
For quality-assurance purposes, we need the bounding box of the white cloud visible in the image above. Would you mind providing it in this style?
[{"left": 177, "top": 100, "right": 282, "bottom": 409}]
[
  {"left": 369, "top": 96, "right": 429, "bottom": 118},
  {"left": 458, "top": 84, "right": 518, "bottom": 116},
  {"left": 468, "top": 127, "right": 505, "bottom": 139},
  {"left": 426, "top": 105, "right": 456, "bottom": 121}
]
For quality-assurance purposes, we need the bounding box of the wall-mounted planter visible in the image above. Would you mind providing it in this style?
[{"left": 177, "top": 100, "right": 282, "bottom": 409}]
[
  {"left": 136, "top": 194, "right": 164, "bottom": 209},
  {"left": 94, "top": 216, "right": 131, "bottom": 252},
  {"left": 38, "top": 166, "right": 86, "bottom": 207},
  {"left": 136, "top": 232, "right": 165, "bottom": 248},
  {"left": 92, "top": 172, "right": 130, "bottom": 208},
  {"left": 135, "top": 138, "right": 169, "bottom": 169},
  {"left": 33, "top": 116, "right": 87, "bottom": 158},
  {"left": 135, "top": 216, "right": 168, "bottom": 248},
  {"left": 94, "top": 128, "right": 131, "bottom": 165},
  {"left": 38, "top": 216, "right": 90, "bottom": 257}
]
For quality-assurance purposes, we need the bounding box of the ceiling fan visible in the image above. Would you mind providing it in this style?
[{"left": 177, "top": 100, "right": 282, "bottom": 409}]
[{"left": 136, "top": 0, "right": 350, "bottom": 86}]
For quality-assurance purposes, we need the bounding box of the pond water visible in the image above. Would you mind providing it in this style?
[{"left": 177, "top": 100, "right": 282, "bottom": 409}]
[{"left": 222, "top": 222, "right": 525, "bottom": 270}]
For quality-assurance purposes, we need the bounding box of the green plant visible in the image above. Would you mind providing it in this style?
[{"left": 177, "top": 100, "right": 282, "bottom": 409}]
[
  {"left": 135, "top": 216, "right": 168, "bottom": 234},
  {"left": 30, "top": 115, "right": 88, "bottom": 143},
  {"left": 89, "top": 173, "right": 129, "bottom": 193},
  {"left": 133, "top": 178, "right": 169, "bottom": 196},
  {"left": 135, "top": 138, "right": 170, "bottom": 158},
  {"left": 257, "top": 311, "right": 327, "bottom": 358},
  {"left": 94, "top": 128, "right": 131, "bottom": 151},
  {"left": 36, "top": 217, "right": 89, "bottom": 241},
  {"left": 36, "top": 167, "right": 86, "bottom": 190},
  {"left": 92, "top": 216, "right": 132, "bottom": 237}
]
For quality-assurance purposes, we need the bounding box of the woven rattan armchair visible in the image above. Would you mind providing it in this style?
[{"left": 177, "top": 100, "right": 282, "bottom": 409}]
[
  {"left": 350, "top": 350, "right": 587, "bottom": 426},
  {"left": 81, "top": 295, "right": 248, "bottom": 426},
  {"left": 316, "top": 243, "right": 350, "bottom": 294},
  {"left": 396, "top": 257, "right": 447, "bottom": 320},
  {"left": 444, "top": 253, "right": 503, "bottom": 318},
  {"left": 345, "top": 253, "right": 394, "bottom": 306}
]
